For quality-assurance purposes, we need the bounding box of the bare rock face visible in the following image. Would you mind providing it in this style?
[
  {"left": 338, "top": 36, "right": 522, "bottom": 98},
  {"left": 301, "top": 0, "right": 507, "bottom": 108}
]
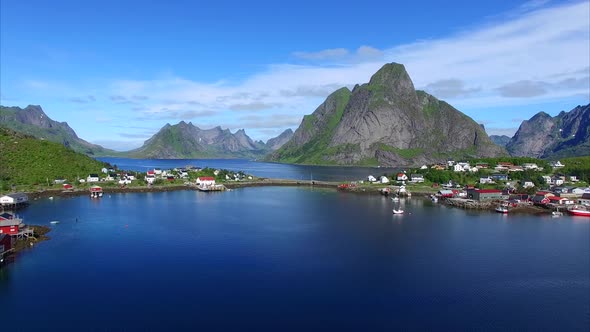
[
  {"left": 506, "top": 104, "right": 590, "bottom": 158},
  {"left": 267, "top": 63, "right": 506, "bottom": 166},
  {"left": 266, "top": 129, "right": 293, "bottom": 150}
]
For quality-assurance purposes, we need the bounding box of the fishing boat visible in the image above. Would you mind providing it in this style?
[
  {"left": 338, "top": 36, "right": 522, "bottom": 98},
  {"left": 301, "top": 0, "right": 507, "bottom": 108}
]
[
  {"left": 551, "top": 211, "right": 563, "bottom": 217},
  {"left": 391, "top": 196, "right": 400, "bottom": 202},
  {"left": 567, "top": 205, "right": 590, "bottom": 217},
  {"left": 495, "top": 206, "right": 509, "bottom": 214},
  {"left": 392, "top": 209, "right": 404, "bottom": 214},
  {"left": 49, "top": 220, "right": 60, "bottom": 224}
]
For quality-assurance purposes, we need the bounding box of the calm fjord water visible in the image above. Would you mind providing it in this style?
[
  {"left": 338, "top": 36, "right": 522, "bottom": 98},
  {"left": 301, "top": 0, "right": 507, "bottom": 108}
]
[{"left": 1, "top": 187, "right": 589, "bottom": 331}]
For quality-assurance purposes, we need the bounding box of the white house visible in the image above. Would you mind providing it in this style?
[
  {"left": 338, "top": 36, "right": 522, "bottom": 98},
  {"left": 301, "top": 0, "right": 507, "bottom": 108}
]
[
  {"left": 569, "top": 175, "right": 578, "bottom": 182},
  {"left": 551, "top": 161, "right": 565, "bottom": 168},
  {"left": 154, "top": 168, "right": 162, "bottom": 175},
  {"left": 380, "top": 176, "right": 390, "bottom": 184},
  {"left": 87, "top": 174, "right": 100, "bottom": 183},
  {"left": 125, "top": 173, "right": 136, "bottom": 181},
  {"left": 196, "top": 177, "right": 216, "bottom": 186},
  {"left": 522, "top": 163, "right": 538, "bottom": 170},
  {"left": 552, "top": 177, "right": 564, "bottom": 186},
  {"left": 480, "top": 177, "right": 494, "bottom": 184},
  {"left": 420, "top": 165, "right": 428, "bottom": 170},
  {"left": 396, "top": 173, "right": 408, "bottom": 181},
  {"left": 453, "top": 164, "right": 464, "bottom": 172},
  {"left": 101, "top": 167, "right": 108, "bottom": 174},
  {"left": 0, "top": 193, "right": 29, "bottom": 205},
  {"left": 542, "top": 175, "right": 552, "bottom": 184},
  {"left": 522, "top": 181, "right": 535, "bottom": 188},
  {"left": 410, "top": 174, "right": 424, "bottom": 183},
  {"left": 145, "top": 175, "right": 156, "bottom": 184},
  {"left": 367, "top": 175, "right": 377, "bottom": 182},
  {"left": 469, "top": 167, "right": 479, "bottom": 173}
]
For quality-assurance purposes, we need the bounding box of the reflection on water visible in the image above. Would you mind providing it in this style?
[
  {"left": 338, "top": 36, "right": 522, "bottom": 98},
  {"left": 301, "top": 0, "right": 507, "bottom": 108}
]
[{"left": 0, "top": 188, "right": 588, "bottom": 331}]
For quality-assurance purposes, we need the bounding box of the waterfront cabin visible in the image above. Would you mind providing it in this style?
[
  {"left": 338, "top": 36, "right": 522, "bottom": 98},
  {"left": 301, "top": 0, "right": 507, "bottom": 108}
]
[
  {"left": 578, "top": 193, "right": 590, "bottom": 206},
  {"left": 466, "top": 188, "right": 503, "bottom": 201},
  {"left": 379, "top": 176, "right": 390, "bottom": 184},
  {"left": 367, "top": 175, "right": 377, "bottom": 182},
  {"left": 548, "top": 196, "right": 574, "bottom": 205},
  {"left": 90, "top": 185, "right": 103, "bottom": 198},
  {"left": 438, "top": 189, "right": 455, "bottom": 198},
  {"left": 196, "top": 177, "right": 216, "bottom": 186},
  {"left": 0, "top": 193, "right": 29, "bottom": 208},
  {"left": 0, "top": 213, "right": 20, "bottom": 235},
  {"left": 87, "top": 174, "right": 100, "bottom": 183},
  {"left": 154, "top": 168, "right": 162, "bottom": 175},
  {"left": 532, "top": 191, "right": 555, "bottom": 205},
  {"left": 396, "top": 173, "right": 408, "bottom": 181}
]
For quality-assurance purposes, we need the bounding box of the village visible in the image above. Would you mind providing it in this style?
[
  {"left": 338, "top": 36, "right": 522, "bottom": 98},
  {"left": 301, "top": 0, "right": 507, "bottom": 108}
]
[{"left": 349, "top": 159, "right": 590, "bottom": 216}]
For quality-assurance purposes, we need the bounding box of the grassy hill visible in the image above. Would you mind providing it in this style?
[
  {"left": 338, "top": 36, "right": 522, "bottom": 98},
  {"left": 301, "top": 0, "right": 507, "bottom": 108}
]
[{"left": 0, "top": 127, "right": 108, "bottom": 191}]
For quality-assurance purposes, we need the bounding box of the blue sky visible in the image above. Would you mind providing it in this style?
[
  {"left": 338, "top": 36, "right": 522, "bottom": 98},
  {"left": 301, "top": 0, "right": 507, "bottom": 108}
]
[{"left": 1, "top": 0, "right": 589, "bottom": 151}]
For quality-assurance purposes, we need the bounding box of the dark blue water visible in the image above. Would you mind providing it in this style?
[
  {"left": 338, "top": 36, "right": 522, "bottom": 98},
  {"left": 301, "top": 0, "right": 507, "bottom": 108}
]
[
  {"left": 1, "top": 187, "right": 589, "bottom": 331},
  {"left": 97, "top": 157, "right": 398, "bottom": 181}
]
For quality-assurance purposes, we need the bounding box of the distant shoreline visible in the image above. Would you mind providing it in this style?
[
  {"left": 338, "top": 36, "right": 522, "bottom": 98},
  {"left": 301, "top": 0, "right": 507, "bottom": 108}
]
[{"left": 15, "top": 180, "right": 555, "bottom": 216}]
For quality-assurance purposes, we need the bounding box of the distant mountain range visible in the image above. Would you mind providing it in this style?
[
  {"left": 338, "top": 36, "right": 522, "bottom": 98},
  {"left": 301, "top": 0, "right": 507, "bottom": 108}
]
[
  {"left": 506, "top": 104, "right": 590, "bottom": 159},
  {"left": 266, "top": 63, "right": 505, "bottom": 166},
  {"left": 489, "top": 135, "right": 512, "bottom": 147},
  {"left": 126, "top": 122, "right": 293, "bottom": 159},
  {"left": 0, "top": 105, "right": 117, "bottom": 156},
  {"left": 1, "top": 81, "right": 587, "bottom": 163}
]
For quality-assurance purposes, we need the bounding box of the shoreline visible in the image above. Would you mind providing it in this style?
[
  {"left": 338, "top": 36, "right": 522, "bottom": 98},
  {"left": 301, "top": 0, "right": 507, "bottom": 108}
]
[{"left": 14, "top": 180, "right": 556, "bottom": 216}]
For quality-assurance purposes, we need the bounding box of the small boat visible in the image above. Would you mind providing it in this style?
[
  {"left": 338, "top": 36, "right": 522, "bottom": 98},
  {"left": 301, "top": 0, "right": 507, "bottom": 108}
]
[
  {"left": 568, "top": 206, "right": 590, "bottom": 217},
  {"left": 495, "top": 206, "right": 508, "bottom": 214},
  {"left": 430, "top": 195, "right": 438, "bottom": 203},
  {"left": 392, "top": 209, "right": 404, "bottom": 214},
  {"left": 391, "top": 196, "right": 400, "bottom": 202},
  {"left": 49, "top": 220, "right": 60, "bottom": 224},
  {"left": 552, "top": 211, "right": 563, "bottom": 217}
]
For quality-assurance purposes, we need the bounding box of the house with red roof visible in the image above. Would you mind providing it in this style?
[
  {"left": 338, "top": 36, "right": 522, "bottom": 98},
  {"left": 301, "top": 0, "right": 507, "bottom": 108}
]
[{"left": 196, "top": 177, "right": 216, "bottom": 186}]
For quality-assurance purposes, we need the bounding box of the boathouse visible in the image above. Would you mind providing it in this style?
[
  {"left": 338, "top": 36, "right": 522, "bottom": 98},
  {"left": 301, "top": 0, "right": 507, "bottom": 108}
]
[
  {"left": 0, "top": 193, "right": 29, "bottom": 208},
  {"left": 0, "top": 234, "right": 14, "bottom": 263},
  {"left": 0, "top": 213, "right": 20, "bottom": 235},
  {"left": 466, "top": 189, "right": 503, "bottom": 201},
  {"left": 196, "top": 177, "right": 216, "bottom": 186}
]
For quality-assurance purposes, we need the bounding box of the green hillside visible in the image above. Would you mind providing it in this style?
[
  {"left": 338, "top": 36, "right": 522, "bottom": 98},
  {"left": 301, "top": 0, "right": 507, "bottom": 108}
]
[{"left": 0, "top": 127, "right": 108, "bottom": 190}]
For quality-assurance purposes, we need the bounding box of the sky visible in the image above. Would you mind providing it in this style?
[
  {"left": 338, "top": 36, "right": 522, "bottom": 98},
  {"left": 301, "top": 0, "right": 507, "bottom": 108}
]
[{"left": 1, "top": 0, "right": 589, "bottom": 151}]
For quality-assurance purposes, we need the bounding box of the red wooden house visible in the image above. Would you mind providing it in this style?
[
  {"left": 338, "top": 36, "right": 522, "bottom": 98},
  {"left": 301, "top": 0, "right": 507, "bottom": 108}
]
[{"left": 0, "top": 213, "right": 21, "bottom": 235}]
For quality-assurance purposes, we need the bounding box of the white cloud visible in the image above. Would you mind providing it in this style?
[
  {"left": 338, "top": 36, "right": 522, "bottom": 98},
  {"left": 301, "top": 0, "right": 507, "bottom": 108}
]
[{"left": 21, "top": 1, "right": 590, "bottom": 145}]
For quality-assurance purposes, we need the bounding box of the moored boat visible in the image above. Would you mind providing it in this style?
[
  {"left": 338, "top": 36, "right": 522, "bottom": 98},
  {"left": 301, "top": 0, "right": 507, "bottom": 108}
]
[
  {"left": 392, "top": 209, "right": 404, "bottom": 214},
  {"left": 495, "top": 206, "right": 508, "bottom": 214},
  {"left": 567, "top": 206, "right": 590, "bottom": 217}
]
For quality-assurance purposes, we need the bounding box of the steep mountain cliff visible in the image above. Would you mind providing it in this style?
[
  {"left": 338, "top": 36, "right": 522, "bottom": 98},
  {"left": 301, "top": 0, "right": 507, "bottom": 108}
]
[
  {"left": 267, "top": 63, "right": 505, "bottom": 166},
  {"left": 127, "top": 121, "right": 268, "bottom": 159},
  {"left": 0, "top": 105, "right": 116, "bottom": 156},
  {"left": 490, "top": 135, "right": 511, "bottom": 147},
  {"left": 266, "top": 129, "right": 294, "bottom": 150},
  {"left": 506, "top": 104, "right": 590, "bottom": 158}
]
